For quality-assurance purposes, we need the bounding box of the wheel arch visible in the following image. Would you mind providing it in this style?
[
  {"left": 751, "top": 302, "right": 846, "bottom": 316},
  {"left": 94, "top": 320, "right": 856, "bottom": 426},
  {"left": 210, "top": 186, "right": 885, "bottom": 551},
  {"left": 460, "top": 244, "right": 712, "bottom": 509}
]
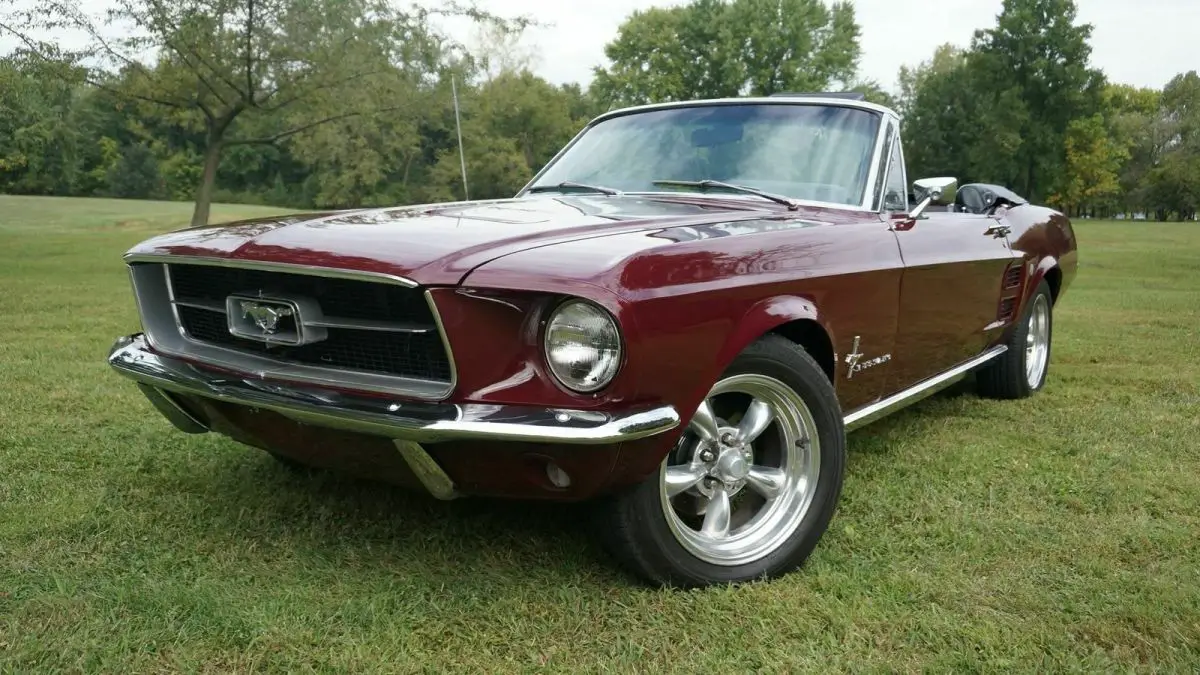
[
  {"left": 770, "top": 319, "right": 836, "bottom": 384},
  {"left": 710, "top": 295, "right": 836, "bottom": 391},
  {"left": 1030, "top": 256, "right": 1062, "bottom": 306},
  {"left": 1043, "top": 265, "right": 1063, "bottom": 305}
]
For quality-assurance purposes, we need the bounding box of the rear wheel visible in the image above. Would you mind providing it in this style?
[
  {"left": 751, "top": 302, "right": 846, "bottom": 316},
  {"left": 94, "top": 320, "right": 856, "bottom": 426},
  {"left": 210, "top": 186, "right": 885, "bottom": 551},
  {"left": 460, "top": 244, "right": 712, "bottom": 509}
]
[
  {"left": 978, "top": 280, "right": 1053, "bottom": 399},
  {"left": 595, "top": 335, "right": 846, "bottom": 587}
]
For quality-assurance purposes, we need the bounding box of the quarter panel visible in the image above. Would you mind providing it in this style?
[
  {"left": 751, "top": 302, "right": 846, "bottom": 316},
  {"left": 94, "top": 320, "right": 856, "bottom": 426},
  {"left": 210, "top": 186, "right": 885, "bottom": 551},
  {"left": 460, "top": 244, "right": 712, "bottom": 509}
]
[{"left": 1004, "top": 206, "right": 1079, "bottom": 311}]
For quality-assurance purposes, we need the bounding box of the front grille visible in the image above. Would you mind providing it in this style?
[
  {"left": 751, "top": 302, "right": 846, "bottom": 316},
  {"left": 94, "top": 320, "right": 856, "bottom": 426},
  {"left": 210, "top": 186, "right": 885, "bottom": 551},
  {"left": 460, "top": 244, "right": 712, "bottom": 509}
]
[
  {"left": 167, "top": 264, "right": 452, "bottom": 383},
  {"left": 170, "top": 264, "right": 432, "bottom": 322}
]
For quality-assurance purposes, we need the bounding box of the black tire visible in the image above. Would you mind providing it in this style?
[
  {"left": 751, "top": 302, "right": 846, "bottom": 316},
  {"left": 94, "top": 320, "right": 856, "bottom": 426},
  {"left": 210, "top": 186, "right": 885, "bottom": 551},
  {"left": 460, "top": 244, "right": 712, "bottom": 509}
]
[
  {"left": 594, "top": 334, "right": 846, "bottom": 588},
  {"left": 977, "top": 280, "right": 1053, "bottom": 399}
]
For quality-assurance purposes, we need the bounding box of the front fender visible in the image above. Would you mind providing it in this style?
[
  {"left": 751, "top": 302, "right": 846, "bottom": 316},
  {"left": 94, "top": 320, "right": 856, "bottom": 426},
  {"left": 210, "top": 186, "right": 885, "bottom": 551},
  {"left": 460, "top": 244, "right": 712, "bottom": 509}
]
[
  {"left": 607, "top": 294, "right": 834, "bottom": 488},
  {"left": 679, "top": 294, "right": 830, "bottom": 424}
]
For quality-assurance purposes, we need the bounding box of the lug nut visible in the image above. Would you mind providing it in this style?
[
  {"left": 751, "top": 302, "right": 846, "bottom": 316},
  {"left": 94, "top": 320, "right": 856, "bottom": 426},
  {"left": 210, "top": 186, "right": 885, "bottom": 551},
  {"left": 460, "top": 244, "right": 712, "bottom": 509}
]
[{"left": 700, "top": 449, "right": 716, "bottom": 462}]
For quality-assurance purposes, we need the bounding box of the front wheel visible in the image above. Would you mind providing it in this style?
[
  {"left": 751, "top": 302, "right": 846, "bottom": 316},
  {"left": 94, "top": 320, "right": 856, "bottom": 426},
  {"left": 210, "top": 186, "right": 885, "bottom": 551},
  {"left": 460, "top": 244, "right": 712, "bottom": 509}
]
[{"left": 595, "top": 335, "right": 846, "bottom": 587}]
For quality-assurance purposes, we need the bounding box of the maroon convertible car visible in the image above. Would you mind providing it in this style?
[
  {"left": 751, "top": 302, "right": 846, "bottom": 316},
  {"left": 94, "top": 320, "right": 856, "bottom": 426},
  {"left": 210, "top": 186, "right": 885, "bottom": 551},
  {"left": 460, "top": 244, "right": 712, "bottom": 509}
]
[{"left": 109, "top": 94, "right": 1077, "bottom": 587}]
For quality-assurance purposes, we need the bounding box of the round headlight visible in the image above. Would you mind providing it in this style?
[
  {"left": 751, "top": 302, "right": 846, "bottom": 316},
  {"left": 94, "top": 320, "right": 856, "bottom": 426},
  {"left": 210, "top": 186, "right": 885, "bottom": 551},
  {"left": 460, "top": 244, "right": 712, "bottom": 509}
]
[{"left": 544, "top": 300, "right": 623, "bottom": 393}]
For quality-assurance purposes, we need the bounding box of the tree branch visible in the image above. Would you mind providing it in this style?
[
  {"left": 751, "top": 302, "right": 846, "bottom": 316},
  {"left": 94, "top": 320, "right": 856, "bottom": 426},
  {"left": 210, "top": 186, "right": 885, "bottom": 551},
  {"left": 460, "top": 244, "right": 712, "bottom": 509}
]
[
  {"left": 160, "top": 37, "right": 232, "bottom": 108},
  {"left": 145, "top": 0, "right": 249, "bottom": 99},
  {"left": 196, "top": 97, "right": 215, "bottom": 121},
  {"left": 245, "top": 0, "right": 255, "bottom": 101},
  {"left": 92, "top": 76, "right": 192, "bottom": 110},
  {"left": 259, "top": 69, "right": 388, "bottom": 111},
  {"left": 0, "top": 21, "right": 192, "bottom": 110},
  {"left": 225, "top": 106, "right": 406, "bottom": 146}
]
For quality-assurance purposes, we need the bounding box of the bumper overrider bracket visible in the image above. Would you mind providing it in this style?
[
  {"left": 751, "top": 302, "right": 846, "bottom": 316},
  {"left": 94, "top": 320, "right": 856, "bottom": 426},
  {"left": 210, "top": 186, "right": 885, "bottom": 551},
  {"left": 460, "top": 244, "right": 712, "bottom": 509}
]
[{"left": 108, "top": 334, "right": 682, "bottom": 499}]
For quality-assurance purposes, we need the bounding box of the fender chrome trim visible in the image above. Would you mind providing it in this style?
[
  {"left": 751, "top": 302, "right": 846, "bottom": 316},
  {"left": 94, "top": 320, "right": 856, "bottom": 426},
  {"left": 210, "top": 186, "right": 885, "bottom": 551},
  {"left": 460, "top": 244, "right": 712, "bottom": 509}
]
[
  {"left": 109, "top": 334, "right": 681, "bottom": 446},
  {"left": 843, "top": 345, "right": 1008, "bottom": 431}
]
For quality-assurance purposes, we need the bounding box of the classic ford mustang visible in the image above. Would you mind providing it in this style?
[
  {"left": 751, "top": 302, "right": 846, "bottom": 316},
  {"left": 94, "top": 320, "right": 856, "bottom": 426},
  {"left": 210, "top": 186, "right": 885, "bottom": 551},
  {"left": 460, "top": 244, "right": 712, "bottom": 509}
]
[{"left": 109, "top": 95, "right": 1077, "bottom": 587}]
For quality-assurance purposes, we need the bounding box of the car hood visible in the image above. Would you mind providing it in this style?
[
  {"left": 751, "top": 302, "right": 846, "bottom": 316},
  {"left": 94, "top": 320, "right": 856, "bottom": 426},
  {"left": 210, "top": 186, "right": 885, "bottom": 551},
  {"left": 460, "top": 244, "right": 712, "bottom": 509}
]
[{"left": 125, "top": 195, "right": 773, "bottom": 286}]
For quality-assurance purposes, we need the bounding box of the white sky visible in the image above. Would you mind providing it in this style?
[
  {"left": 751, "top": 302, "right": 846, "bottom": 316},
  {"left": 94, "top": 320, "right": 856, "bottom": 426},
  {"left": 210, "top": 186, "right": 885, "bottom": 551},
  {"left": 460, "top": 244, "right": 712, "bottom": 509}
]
[
  {"left": 454, "top": 0, "right": 1198, "bottom": 92},
  {"left": 3, "top": 0, "right": 1196, "bottom": 92}
]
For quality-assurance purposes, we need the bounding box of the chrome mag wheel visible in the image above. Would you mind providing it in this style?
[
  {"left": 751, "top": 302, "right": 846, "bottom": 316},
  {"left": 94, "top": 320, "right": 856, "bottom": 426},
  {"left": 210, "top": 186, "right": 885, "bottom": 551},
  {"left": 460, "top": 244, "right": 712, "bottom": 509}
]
[
  {"left": 1025, "top": 293, "right": 1050, "bottom": 388},
  {"left": 659, "top": 373, "right": 820, "bottom": 566}
]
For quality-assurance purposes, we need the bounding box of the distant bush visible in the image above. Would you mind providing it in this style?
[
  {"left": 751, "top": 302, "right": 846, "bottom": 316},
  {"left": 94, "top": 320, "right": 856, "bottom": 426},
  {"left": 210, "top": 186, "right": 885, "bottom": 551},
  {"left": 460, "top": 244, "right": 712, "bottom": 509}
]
[{"left": 105, "top": 144, "right": 161, "bottom": 199}]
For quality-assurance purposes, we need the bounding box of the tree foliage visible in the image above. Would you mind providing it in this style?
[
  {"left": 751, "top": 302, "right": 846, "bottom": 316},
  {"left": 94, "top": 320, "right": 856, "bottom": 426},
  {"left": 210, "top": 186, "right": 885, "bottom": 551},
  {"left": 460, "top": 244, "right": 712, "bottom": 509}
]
[
  {"left": 895, "top": 0, "right": 1199, "bottom": 219},
  {"left": 591, "top": 0, "right": 860, "bottom": 107},
  {"left": 900, "top": 0, "right": 1103, "bottom": 204},
  {"left": 1, "top": 0, "right": 1197, "bottom": 222},
  {"left": 2, "top": 0, "right": 524, "bottom": 225}
]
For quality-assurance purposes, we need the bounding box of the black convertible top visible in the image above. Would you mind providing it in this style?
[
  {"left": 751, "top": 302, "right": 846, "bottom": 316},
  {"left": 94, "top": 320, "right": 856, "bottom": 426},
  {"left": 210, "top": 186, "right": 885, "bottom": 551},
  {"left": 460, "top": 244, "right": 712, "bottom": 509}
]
[{"left": 955, "top": 183, "right": 1028, "bottom": 214}]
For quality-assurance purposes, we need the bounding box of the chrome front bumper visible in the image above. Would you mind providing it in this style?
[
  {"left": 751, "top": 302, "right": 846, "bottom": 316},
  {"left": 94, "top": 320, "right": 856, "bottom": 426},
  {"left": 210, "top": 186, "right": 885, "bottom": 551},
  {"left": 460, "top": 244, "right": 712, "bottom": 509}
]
[
  {"left": 110, "top": 334, "right": 681, "bottom": 499},
  {"left": 109, "top": 333, "right": 681, "bottom": 445}
]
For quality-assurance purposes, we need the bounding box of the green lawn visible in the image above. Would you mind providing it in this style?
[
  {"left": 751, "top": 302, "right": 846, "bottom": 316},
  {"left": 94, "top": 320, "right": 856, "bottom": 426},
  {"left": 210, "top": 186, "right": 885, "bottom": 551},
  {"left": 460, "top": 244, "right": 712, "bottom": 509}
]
[{"left": 1, "top": 196, "right": 1198, "bottom": 672}]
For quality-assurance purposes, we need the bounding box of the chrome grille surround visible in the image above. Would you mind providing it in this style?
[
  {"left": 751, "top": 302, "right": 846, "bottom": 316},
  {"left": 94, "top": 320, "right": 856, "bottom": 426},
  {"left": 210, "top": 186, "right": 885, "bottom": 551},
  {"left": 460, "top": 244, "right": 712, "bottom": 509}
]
[{"left": 125, "top": 254, "right": 457, "bottom": 400}]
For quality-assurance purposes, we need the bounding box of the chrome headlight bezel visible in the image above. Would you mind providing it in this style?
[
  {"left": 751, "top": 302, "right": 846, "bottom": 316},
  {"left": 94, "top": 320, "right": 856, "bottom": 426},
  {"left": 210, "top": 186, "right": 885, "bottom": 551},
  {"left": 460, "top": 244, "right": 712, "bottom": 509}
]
[{"left": 542, "top": 299, "right": 624, "bottom": 393}]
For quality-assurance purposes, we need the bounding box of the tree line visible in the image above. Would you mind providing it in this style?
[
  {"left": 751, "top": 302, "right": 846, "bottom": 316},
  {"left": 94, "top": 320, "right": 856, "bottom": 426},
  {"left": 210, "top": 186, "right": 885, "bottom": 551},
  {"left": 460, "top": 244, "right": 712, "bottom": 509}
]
[{"left": 1, "top": 0, "right": 1197, "bottom": 224}]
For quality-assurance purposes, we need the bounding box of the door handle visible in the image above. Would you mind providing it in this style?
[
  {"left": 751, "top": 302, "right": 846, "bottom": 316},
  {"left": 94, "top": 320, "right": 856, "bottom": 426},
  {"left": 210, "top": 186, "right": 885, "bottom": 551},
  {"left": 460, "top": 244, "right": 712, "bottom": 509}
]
[{"left": 985, "top": 224, "right": 1011, "bottom": 239}]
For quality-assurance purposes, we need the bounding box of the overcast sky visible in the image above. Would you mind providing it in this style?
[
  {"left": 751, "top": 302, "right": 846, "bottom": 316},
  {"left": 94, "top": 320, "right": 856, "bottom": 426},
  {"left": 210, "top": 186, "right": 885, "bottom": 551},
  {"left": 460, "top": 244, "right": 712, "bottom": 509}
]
[
  {"left": 2, "top": 0, "right": 1195, "bottom": 92},
  {"left": 450, "top": 0, "right": 1196, "bottom": 92}
]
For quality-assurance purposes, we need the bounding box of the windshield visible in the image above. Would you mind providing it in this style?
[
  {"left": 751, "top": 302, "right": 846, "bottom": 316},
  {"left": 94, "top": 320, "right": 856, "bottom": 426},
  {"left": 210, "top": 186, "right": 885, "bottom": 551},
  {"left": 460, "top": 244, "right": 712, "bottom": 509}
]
[{"left": 528, "top": 104, "right": 882, "bottom": 207}]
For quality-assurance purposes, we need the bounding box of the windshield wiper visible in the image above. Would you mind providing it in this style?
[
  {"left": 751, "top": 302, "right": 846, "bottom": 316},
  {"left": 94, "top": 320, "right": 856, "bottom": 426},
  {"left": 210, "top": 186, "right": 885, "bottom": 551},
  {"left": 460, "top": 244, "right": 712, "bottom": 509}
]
[
  {"left": 652, "top": 179, "right": 800, "bottom": 210},
  {"left": 527, "top": 181, "right": 621, "bottom": 196}
]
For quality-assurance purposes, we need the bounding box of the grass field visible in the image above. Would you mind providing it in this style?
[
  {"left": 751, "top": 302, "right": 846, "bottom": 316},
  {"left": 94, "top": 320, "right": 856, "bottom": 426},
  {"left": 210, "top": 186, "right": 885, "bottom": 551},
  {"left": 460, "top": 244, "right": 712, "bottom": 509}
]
[{"left": 1, "top": 195, "right": 1198, "bottom": 672}]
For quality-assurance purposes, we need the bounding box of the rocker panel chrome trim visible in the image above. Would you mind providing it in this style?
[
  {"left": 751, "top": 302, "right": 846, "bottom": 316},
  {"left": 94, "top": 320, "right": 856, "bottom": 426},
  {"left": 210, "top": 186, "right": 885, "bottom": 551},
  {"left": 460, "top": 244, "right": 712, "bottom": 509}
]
[{"left": 843, "top": 346, "right": 1008, "bottom": 431}]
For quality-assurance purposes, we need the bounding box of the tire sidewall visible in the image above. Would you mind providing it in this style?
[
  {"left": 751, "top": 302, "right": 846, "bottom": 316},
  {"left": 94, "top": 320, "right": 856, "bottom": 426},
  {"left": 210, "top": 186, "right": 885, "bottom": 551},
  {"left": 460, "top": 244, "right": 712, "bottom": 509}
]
[
  {"left": 626, "top": 340, "right": 846, "bottom": 586},
  {"left": 1020, "top": 282, "right": 1054, "bottom": 393}
]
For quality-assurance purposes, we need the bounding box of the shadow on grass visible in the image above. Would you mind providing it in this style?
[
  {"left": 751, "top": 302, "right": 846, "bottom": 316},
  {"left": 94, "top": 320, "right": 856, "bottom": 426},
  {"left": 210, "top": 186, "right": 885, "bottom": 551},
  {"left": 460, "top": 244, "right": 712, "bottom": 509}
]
[
  {"left": 132, "top": 382, "right": 981, "bottom": 588},
  {"left": 161, "top": 448, "right": 630, "bottom": 588},
  {"left": 844, "top": 379, "right": 978, "bottom": 460}
]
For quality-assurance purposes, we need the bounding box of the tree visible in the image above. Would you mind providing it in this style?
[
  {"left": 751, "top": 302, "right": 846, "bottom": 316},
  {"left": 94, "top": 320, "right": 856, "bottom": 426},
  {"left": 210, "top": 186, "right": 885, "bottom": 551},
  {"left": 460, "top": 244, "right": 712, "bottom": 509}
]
[
  {"left": 2, "top": 0, "right": 517, "bottom": 226},
  {"left": 0, "top": 53, "right": 91, "bottom": 195},
  {"left": 845, "top": 79, "right": 896, "bottom": 109},
  {"left": 1051, "top": 114, "right": 1127, "bottom": 215},
  {"left": 422, "top": 69, "right": 592, "bottom": 202},
  {"left": 591, "top": 0, "right": 860, "bottom": 107},
  {"left": 969, "top": 0, "right": 1105, "bottom": 201},
  {"left": 896, "top": 44, "right": 963, "bottom": 117},
  {"left": 896, "top": 45, "right": 1012, "bottom": 183},
  {"left": 1146, "top": 72, "right": 1200, "bottom": 220},
  {"left": 473, "top": 71, "right": 581, "bottom": 169},
  {"left": 106, "top": 143, "right": 162, "bottom": 198}
]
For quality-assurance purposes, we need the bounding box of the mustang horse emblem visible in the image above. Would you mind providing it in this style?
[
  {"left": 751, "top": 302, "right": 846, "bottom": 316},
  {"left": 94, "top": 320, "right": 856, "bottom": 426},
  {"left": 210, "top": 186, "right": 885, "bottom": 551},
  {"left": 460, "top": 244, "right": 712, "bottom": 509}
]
[{"left": 240, "top": 300, "right": 294, "bottom": 335}]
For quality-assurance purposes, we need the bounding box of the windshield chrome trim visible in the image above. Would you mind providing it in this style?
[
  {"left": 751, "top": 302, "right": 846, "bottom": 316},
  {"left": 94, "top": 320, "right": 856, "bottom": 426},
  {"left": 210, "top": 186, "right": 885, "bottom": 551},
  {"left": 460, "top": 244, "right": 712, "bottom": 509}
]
[
  {"left": 591, "top": 97, "right": 900, "bottom": 122},
  {"left": 518, "top": 99, "right": 900, "bottom": 212}
]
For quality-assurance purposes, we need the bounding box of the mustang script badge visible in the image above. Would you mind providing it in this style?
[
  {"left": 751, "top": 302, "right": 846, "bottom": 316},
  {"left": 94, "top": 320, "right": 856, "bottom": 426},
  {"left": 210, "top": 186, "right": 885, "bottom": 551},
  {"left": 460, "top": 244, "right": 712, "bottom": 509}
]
[
  {"left": 844, "top": 335, "right": 892, "bottom": 379},
  {"left": 240, "top": 300, "right": 294, "bottom": 335}
]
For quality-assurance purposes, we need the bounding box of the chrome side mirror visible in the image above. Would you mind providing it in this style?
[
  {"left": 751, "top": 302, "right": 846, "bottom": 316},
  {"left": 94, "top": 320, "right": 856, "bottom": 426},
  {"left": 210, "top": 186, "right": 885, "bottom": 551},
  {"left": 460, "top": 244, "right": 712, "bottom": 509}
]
[{"left": 909, "top": 177, "right": 958, "bottom": 219}]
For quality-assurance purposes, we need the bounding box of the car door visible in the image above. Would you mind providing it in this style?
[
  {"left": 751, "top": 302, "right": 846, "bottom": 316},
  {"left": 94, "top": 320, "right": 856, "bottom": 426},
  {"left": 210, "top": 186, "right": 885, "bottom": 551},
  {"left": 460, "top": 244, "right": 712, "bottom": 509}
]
[{"left": 880, "top": 139, "right": 1019, "bottom": 394}]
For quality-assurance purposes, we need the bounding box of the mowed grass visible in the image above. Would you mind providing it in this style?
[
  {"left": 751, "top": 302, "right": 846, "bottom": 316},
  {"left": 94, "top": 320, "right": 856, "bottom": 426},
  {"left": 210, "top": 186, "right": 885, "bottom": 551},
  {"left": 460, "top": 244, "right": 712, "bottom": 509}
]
[{"left": 1, "top": 195, "right": 1198, "bottom": 672}]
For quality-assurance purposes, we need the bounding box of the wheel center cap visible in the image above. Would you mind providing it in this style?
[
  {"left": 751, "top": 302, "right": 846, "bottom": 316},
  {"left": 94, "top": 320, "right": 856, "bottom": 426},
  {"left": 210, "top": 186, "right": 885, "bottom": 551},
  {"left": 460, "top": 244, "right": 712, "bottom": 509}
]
[{"left": 715, "top": 448, "right": 749, "bottom": 482}]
